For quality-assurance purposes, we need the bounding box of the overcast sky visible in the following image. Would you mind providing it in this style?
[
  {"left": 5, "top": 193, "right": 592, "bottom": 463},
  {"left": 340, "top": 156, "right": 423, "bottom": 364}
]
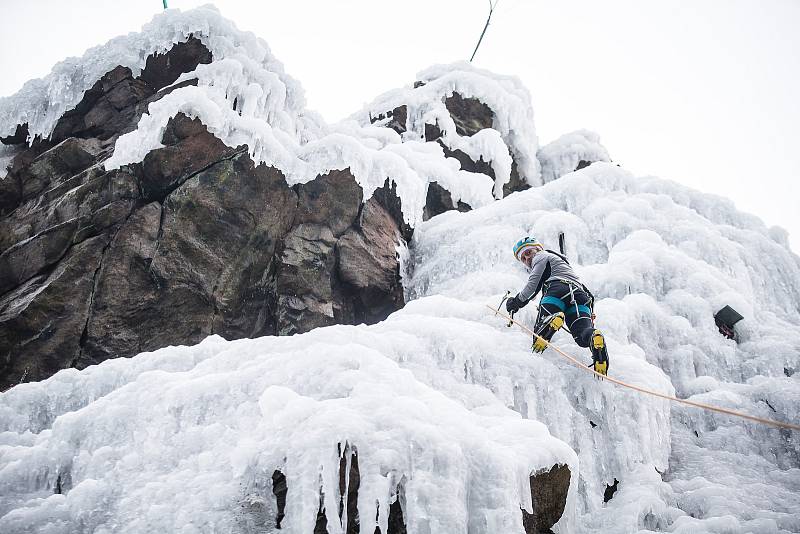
[{"left": 2, "top": 0, "right": 798, "bottom": 252}]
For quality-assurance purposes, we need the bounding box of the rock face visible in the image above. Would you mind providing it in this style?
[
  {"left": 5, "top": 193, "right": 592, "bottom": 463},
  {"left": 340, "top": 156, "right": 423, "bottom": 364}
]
[
  {"left": 522, "top": 464, "right": 571, "bottom": 534},
  {"left": 422, "top": 182, "right": 471, "bottom": 221},
  {"left": 0, "top": 40, "right": 406, "bottom": 389}
]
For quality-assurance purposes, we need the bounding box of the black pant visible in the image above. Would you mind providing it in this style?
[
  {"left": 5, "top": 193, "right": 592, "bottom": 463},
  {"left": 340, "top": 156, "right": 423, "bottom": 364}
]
[{"left": 535, "top": 281, "right": 594, "bottom": 347}]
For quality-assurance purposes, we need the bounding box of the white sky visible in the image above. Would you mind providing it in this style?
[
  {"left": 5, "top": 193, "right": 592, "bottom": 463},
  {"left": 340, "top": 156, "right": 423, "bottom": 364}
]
[{"left": 2, "top": 0, "right": 798, "bottom": 252}]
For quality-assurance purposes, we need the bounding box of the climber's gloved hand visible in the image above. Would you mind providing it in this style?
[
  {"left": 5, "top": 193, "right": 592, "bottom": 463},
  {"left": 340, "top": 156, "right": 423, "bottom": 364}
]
[{"left": 505, "top": 294, "right": 525, "bottom": 314}]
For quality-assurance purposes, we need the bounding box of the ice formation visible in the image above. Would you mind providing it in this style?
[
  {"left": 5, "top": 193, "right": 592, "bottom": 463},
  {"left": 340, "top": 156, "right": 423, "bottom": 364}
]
[
  {"left": 0, "top": 320, "right": 579, "bottom": 534},
  {"left": 408, "top": 163, "right": 800, "bottom": 533},
  {"left": 2, "top": 160, "right": 798, "bottom": 532},
  {"left": 352, "top": 61, "right": 540, "bottom": 196},
  {"left": 537, "top": 129, "right": 611, "bottom": 184},
  {"left": 1, "top": 5, "right": 800, "bottom": 534},
  {"left": 0, "top": 6, "right": 537, "bottom": 227},
  {"left": 0, "top": 7, "right": 308, "bottom": 145},
  {"left": 102, "top": 55, "right": 528, "bottom": 226},
  {"left": 103, "top": 49, "right": 537, "bottom": 224},
  {"left": 0, "top": 7, "right": 539, "bottom": 230}
]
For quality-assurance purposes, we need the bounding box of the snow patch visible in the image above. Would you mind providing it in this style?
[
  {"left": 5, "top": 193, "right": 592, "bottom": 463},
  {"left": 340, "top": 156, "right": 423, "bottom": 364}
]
[{"left": 0, "top": 144, "right": 21, "bottom": 179}]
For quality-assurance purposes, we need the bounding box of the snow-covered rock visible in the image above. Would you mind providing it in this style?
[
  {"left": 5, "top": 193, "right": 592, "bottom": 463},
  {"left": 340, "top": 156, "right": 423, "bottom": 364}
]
[
  {"left": 3, "top": 160, "right": 798, "bottom": 533},
  {"left": 1, "top": 6, "right": 799, "bottom": 534},
  {"left": 537, "top": 129, "right": 611, "bottom": 184},
  {"left": 0, "top": 5, "right": 551, "bottom": 389}
]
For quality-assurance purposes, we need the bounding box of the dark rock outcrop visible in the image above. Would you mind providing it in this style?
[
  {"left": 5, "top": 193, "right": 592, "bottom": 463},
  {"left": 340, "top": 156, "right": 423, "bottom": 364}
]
[
  {"left": 0, "top": 218, "right": 81, "bottom": 295},
  {"left": 49, "top": 65, "right": 154, "bottom": 144},
  {"left": 139, "top": 37, "right": 213, "bottom": 91},
  {"left": 275, "top": 172, "right": 406, "bottom": 336},
  {"left": 139, "top": 113, "right": 241, "bottom": 201},
  {"left": 0, "top": 123, "right": 28, "bottom": 145},
  {"left": 0, "top": 236, "right": 109, "bottom": 386},
  {"left": 522, "top": 464, "right": 571, "bottom": 534},
  {"left": 422, "top": 182, "right": 471, "bottom": 221},
  {"left": 277, "top": 223, "right": 338, "bottom": 335},
  {"left": 0, "top": 39, "right": 406, "bottom": 389},
  {"left": 444, "top": 92, "right": 493, "bottom": 137},
  {"left": 78, "top": 146, "right": 301, "bottom": 367},
  {"left": 371, "top": 106, "right": 407, "bottom": 136},
  {"left": 337, "top": 197, "right": 406, "bottom": 324},
  {"left": 295, "top": 169, "right": 363, "bottom": 238},
  {"left": 50, "top": 35, "right": 211, "bottom": 145},
  {"left": 1, "top": 35, "right": 212, "bottom": 219}
]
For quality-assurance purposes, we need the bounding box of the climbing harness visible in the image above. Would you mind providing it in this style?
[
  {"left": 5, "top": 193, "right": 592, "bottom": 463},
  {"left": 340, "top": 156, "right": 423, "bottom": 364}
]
[
  {"left": 487, "top": 305, "right": 800, "bottom": 431},
  {"left": 532, "top": 280, "right": 608, "bottom": 376},
  {"left": 534, "top": 281, "right": 585, "bottom": 336}
]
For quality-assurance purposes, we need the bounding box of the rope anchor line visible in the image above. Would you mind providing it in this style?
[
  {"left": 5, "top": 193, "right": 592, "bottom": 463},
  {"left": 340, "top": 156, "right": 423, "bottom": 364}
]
[{"left": 486, "top": 304, "right": 800, "bottom": 432}]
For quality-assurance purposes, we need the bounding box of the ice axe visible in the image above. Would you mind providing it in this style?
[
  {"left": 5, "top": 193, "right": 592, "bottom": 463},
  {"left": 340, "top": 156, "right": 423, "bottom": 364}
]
[{"left": 496, "top": 291, "right": 515, "bottom": 327}]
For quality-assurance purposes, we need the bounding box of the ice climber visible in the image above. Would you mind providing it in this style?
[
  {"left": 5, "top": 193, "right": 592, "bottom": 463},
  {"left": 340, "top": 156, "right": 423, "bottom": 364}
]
[{"left": 505, "top": 236, "right": 610, "bottom": 375}]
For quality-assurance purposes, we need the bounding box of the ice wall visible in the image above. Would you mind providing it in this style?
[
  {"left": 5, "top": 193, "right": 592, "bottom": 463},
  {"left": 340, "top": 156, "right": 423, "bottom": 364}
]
[
  {"left": 0, "top": 309, "right": 579, "bottom": 534},
  {"left": 407, "top": 162, "right": 800, "bottom": 533}
]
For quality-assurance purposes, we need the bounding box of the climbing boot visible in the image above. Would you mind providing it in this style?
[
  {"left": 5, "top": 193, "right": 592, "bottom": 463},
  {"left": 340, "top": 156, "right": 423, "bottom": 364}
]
[
  {"left": 590, "top": 329, "right": 609, "bottom": 376},
  {"left": 532, "top": 312, "right": 565, "bottom": 353}
]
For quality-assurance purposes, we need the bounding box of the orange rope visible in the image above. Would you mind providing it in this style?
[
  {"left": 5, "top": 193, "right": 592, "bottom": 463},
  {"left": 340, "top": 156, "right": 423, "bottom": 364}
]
[{"left": 486, "top": 305, "right": 800, "bottom": 432}]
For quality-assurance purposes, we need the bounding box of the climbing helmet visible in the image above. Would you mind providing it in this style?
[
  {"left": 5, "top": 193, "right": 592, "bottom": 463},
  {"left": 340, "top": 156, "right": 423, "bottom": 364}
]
[{"left": 513, "top": 236, "right": 542, "bottom": 262}]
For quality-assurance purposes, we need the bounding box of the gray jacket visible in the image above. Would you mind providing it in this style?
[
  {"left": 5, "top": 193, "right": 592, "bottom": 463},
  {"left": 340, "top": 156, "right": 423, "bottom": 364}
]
[{"left": 519, "top": 250, "right": 582, "bottom": 302}]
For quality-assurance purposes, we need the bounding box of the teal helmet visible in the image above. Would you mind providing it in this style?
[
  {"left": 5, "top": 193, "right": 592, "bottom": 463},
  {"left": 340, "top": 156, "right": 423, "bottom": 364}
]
[{"left": 513, "top": 236, "right": 541, "bottom": 261}]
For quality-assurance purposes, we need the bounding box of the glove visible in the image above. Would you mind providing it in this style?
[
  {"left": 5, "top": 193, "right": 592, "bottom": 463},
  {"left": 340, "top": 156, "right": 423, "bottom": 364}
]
[{"left": 505, "top": 295, "right": 524, "bottom": 314}]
